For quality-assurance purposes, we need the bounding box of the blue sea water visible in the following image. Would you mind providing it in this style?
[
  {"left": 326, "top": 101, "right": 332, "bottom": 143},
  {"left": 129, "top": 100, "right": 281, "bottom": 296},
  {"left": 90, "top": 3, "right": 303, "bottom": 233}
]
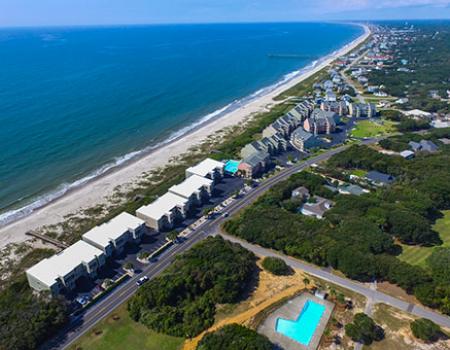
[{"left": 0, "top": 23, "right": 362, "bottom": 224}]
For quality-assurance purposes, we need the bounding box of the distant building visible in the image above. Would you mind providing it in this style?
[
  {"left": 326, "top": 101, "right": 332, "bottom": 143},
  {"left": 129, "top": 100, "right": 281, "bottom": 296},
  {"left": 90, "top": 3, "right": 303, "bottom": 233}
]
[
  {"left": 303, "top": 109, "right": 337, "bottom": 135},
  {"left": 365, "top": 171, "right": 395, "bottom": 186},
  {"left": 320, "top": 101, "right": 348, "bottom": 117},
  {"left": 400, "top": 150, "right": 415, "bottom": 159},
  {"left": 338, "top": 184, "right": 369, "bottom": 196},
  {"left": 290, "top": 127, "right": 321, "bottom": 152},
  {"left": 186, "top": 158, "right": 224, "bottom": 182},
  {"left": 82, "top": 212, "right": 146, "bottom": 256},
  {"left": 349, "top": 103, "right": 377, "bottom": 118},
  {"left": 301, "top": 196, "right": 334, "bottom": 219},
  {"left": 409, "top": 140, "right": 439, "bottom": 153},
  {"left": 26, "top": 240, "right": 106, "bottom": 295},
  {"left": 238, "top": 151, "right": 270, "bottom": 178}
]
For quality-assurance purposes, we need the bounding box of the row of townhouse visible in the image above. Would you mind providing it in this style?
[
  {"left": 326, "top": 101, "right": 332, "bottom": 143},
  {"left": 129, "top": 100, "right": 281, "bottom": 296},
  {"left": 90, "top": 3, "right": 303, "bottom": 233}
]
[
  {"left": 237, "top": 101, "right": 315, "bottom": 178},
  {"left": 26, "top": 212, "right": 146, "bottom": 296},
  {"left": 136, "top": 158, "right": 224, "bottom": 231}
]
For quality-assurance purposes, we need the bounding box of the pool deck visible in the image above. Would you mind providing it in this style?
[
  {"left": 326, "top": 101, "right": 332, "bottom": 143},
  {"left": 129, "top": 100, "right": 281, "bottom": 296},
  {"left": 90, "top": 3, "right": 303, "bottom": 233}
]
[{"left": 258, "top": 293, "right": 334, "bottom": 350}]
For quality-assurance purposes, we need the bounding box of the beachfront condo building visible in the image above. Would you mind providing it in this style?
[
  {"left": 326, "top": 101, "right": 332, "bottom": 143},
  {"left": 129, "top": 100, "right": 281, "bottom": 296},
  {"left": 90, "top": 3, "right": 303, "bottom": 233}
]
[
  {"left": 82, "top": 212, "right": 146, "bottom": 257},
  {"left": 303, "top": 109, "right": 338, "bottom": 135},
  {"left": 290, "top": 127, "right": 321, "bottom": 152},
  {"left": 136, "top": 192, "right": 189, "bottom": 232},
  {"left": 185, "top": 158, "right": 224, "bottom": 182},
  {"left": 168, "top": 174, "right": 213, "bottom": 206},
  {"left": 26, "top": 240, "right": 106, "bottom": 295}
]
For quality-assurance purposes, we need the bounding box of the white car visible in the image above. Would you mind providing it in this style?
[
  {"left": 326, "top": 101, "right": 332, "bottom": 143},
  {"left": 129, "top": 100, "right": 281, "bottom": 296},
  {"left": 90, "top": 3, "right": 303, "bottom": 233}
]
[{"left": 136, "top": 276, "right": 149, "bottom": 286}]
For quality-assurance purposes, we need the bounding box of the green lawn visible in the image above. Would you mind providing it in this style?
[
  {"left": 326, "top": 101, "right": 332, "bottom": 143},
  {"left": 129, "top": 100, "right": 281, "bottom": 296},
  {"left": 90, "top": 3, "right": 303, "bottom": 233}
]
[
  {"left": 399, "top": 210, "right": 450, "bottom": 267},
  {"left": 350, "top": 169, "right": 368, "bottom": 178},
  {"left": 351, "top": 119, "right": 397, "bottom": 138},
  {"left": 69, "top": 303, "right": 184, "bottom": 350}
]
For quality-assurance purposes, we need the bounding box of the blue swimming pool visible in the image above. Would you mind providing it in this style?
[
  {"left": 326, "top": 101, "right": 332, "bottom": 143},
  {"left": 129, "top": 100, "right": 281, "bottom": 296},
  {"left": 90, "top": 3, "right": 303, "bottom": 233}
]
[
  {"left": 275, "top": 299, "right": 325, "bottom": 346},
  {"left": 224, "top": 160, "right": 240, "bottom": 174}
]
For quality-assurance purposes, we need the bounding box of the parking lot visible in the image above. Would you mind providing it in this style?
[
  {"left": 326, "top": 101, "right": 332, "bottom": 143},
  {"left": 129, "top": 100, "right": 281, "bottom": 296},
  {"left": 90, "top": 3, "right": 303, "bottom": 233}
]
[{"left": 66, "top": 174, "right": 244, "bottom": 307}]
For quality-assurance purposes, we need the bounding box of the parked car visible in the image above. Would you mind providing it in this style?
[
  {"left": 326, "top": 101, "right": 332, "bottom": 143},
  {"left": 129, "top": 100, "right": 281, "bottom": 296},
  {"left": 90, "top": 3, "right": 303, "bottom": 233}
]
[
  {"left": 75, "top": 294, "right": 91, "bottom": 306},
  {"left": 136, "top": 276, "right": 149, "bottom": 286}
]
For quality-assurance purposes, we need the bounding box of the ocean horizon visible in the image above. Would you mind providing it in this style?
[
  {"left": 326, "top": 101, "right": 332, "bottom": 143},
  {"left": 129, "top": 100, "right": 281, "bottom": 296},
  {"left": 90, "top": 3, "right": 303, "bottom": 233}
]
[{"left": 0, "top": 22, "right": 362, "bottom": 225}]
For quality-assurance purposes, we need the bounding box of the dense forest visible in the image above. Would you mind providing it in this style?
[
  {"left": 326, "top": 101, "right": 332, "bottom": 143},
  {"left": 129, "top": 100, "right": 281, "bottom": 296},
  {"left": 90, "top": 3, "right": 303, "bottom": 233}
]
[
  {"left": 196, "top": 324, "right": 274, "bottom": 350},
  {"left": 128, "top": 236, "right": 256, "bottom": 337},
  {"left": 224, "top": 134, "right": 450, "bottom": 314},
  {"left": 369, "top": 23, "right": 450, "bottom": 113}
]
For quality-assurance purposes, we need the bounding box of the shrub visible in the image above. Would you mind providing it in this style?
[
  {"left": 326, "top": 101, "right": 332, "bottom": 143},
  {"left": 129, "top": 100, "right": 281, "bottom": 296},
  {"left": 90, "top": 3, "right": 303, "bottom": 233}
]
[
  {"left": 261, "top": 257, "right": 292, "bottom": 276},
  {"left": 197, "top": 324, "right": 273, "bottom": 350},
  {"left": 410, "top": 318, "right": 441, "bottom": 342},
  {"left": 345, "top": 313, "right": 384, "bottom": 345}
]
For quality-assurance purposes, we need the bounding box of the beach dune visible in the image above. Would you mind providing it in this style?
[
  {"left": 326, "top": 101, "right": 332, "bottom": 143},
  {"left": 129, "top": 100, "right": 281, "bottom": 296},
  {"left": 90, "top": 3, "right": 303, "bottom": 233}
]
[{"left": 0, "top": 24, "right": 370, "bottom": 250}]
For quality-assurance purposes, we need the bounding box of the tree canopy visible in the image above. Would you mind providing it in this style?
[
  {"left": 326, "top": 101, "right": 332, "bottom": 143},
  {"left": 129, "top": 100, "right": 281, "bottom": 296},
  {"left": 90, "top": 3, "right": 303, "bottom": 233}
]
[
  {"left": 196, "top": 324, "right": 273, "bottom": 350},
  {"left": 345, "top": 313, "right": 384, "bottom": 345},
  {"left": 128, "top": 236, "right": 256, "bottom": 337},
  {"left": 410, "top": 318, "right": 441, "bottom": 342}
]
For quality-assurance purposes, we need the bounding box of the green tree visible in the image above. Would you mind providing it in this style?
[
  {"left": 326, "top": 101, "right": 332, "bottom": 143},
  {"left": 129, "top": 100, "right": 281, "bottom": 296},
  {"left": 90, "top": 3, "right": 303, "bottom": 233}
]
[
  {"left": 167, "top": 230, "right": 179, "bottom": 242},
  {"left": 345, "top": 313, "right": 384, "bottom": 345},
  {"left": 261, "top": 257, "right": 292, "bottom": 276},
  {"left": 410, "top": 318, "right": 441, "bottom": 342},
  {"left": 197, "top": 324, "right": 273, "bottom": 350}
]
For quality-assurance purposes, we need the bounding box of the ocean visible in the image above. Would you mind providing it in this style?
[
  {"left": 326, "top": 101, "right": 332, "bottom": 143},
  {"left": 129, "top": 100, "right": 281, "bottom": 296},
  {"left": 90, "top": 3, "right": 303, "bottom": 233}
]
[{"left": 0, "top": 22, "right": 362, "bottom": 225}]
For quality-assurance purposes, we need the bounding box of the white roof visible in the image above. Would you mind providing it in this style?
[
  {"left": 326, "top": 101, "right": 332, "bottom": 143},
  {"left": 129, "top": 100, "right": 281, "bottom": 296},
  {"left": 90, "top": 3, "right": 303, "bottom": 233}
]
[
  {"left": 82, "top": 212, "right": 144, "bottom": 248},
  {"left": 136, "top": 192, "right": 188, "bottom": 220},
  {"left": 400, "top": 150, "right": 415, "bottom": 157},
  {"left": 26, "top": 240, "right": 103, "bottom": 287},
  {"left": 169, "top": 174, "right": 213, "bottom": 199},
  {"left": 186, "top": 158, "right": 224, "bottom": 177},
  {"left": 404, "top": 109, "right": 431, "bottom": 117}
]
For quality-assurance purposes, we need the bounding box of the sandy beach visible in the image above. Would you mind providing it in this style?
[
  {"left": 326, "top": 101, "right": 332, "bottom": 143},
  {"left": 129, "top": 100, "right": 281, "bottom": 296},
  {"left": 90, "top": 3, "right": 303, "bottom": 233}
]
[{"left": 0, "top": 24, "right": 370, "bottom": 250}]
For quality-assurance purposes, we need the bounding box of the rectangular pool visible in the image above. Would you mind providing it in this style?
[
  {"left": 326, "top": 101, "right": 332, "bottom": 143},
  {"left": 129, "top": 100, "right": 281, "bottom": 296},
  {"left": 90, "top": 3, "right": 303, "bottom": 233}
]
[
  {"left": 275, "top": 299, "right": 325, "bottom": 346},
  {"left": 224, "top": 160, "right": 240, "bottom": 174}
]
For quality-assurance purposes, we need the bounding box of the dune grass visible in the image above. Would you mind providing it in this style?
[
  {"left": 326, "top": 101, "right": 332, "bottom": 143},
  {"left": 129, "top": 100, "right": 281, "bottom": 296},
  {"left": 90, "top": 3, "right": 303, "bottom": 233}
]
[
  {"left": 399, "top": 210, "right": 450, "bottom": 268},
  {"left": 69, "top": 303, "right": 183, "bottom": 350}
]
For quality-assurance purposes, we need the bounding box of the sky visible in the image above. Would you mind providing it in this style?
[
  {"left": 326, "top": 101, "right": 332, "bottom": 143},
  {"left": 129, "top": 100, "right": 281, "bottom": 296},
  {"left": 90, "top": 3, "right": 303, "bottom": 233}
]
[{"left": 0, "top": 0, "right": 449, "bottom": 27}]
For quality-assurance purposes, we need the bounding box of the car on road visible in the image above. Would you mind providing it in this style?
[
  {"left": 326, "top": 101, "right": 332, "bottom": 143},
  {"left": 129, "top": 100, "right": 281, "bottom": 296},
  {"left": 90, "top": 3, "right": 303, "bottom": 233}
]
[
  {"left": 223, "top": 212, "right": 229, "bottom": 218},
  {"left": 136, "top": 276, "right": 149, "bottom": 286}
]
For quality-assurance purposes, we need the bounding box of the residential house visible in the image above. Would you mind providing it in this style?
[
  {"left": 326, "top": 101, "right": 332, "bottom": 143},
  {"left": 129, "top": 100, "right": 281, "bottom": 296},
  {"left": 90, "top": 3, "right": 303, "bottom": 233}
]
[
  {"left": 301, "top": 196, "right": 334, "bottom": 219},
  {"left": 365, "top": 171, "right": 395, "bottom": 186},
  {"left": 338, "top": 184, "right": 369, "bottom": 196}
]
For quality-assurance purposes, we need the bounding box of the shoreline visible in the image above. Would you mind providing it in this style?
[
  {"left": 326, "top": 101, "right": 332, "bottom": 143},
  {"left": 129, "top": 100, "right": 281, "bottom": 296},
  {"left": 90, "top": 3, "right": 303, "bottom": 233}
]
[{"left": 0, "top": 23, "right": 371, "bottom": 250}]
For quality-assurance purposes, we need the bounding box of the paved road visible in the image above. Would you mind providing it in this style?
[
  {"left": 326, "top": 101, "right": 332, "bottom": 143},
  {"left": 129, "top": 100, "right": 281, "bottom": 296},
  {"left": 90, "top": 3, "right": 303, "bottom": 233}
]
[
  {"left": 45, "top": 137, "right": 450, "bottom": 349},
  {"left": 218, "top": 233, "right": 450, "bottom": 329}
]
